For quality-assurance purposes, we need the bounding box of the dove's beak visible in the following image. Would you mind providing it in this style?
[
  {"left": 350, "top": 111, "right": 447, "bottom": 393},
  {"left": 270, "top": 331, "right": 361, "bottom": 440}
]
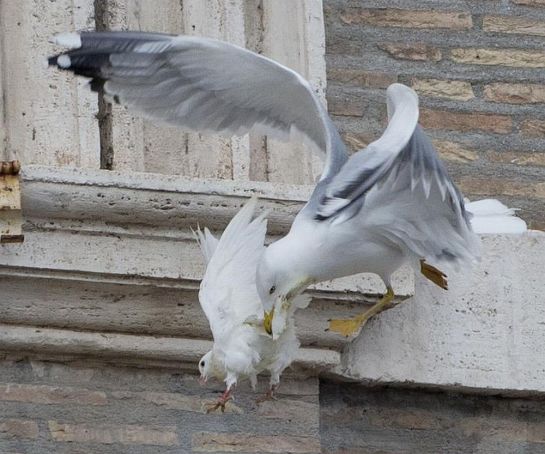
[
  {"left": 263, "top": 308, "right": 274, "bottom": 335},
  {"left": 199, "top": 375, "right": 207, "bottom": 386}
]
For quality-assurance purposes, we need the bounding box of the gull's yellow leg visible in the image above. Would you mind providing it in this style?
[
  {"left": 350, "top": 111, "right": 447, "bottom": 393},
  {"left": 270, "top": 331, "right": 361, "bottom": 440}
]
[{"left": 328, "top": 286, "right": 395, "bottom": 337}]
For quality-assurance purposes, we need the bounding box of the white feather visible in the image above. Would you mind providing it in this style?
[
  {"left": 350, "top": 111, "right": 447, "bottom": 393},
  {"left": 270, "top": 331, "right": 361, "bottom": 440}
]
[
  {"left": 466, "top": 199, "right": 527, "bottom": 234},
  {"left": 50, "top": 32, "right": 81, "bottom": 49}
]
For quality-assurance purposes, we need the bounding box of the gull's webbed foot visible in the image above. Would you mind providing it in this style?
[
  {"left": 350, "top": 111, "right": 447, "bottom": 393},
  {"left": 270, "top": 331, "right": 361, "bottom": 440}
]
[
  {"left": 328, "top": 317, "right": 365, "bottom": 337},
  {"left": 420, "top": 260, "right": 448, "bottom": 290},
  {"left": 328, "top": 286, "right": 395, "bottom": 338}
]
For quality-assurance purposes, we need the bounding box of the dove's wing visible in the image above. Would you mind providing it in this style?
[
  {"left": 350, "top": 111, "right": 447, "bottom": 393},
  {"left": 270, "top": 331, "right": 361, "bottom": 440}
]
[
  {"left": 196, "top": 197, "right": 266, "bottom": 342},
  {"left": 49, "top": 31, "right": 348, "bottom": 181},
  {"left": 195, "top": 227, "right": 219, "bottom": 265}
]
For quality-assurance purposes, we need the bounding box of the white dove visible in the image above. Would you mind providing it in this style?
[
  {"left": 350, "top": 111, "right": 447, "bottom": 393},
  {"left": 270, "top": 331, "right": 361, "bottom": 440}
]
[{"left": 195, "top": 197, "right": 309, "bottom": 412}]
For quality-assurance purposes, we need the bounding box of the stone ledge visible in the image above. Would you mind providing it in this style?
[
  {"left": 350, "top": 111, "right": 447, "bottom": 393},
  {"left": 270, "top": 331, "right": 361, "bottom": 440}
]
[
  {"left": 0, "top": 324, "right": 341, "bottom": 377},
  {"left": 338, "top": 232, "right": 545, "bottom": 396},
  {"left": 14, "top": 165, "right": 414, "bottom": 297}
]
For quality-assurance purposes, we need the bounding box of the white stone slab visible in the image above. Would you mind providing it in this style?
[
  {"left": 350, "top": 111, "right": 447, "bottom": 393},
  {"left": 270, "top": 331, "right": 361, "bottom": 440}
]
[{"left": 342, "top": 232, "right": 545, "bottom": 395}]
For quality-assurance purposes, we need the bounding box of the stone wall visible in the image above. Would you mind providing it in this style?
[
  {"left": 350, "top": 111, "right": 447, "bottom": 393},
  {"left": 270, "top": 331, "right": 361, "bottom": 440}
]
[
  {"left": 324, "top": 0, "right": 545, "bottom": 230},
  {"left": 1, "top": 359, "right": 543, "bottom": 453},
  {"left": 0, "top": 0, "right": 325, "bottom": 184},
  {"left": 0, "top": 359, "right": 320, "bottom": 453},
  {"left": 320, "top": 382, "right": 545, "bottom": 454}
]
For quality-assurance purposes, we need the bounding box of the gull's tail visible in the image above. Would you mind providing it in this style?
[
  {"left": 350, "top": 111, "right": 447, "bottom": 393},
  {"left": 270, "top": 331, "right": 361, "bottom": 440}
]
[{"left": 466, "top": 199, "right": 527, "bottom": 234}]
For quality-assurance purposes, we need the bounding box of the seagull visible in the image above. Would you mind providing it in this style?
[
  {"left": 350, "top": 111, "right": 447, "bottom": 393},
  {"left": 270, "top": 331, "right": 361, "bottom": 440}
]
[
  {"left": 48, "top": 31, "right": 480, "bottom": 339},
  {"left": 194, "top": 196, "right": 309, "bottom": 412}
]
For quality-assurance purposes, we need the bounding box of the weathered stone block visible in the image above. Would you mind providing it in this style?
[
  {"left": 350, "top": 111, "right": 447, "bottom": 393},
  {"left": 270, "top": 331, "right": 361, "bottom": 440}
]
[
  {"left": 420, "top": 109, "right": 513, "bottom": 134},
  {"left": 520, "top": 118, "right": 545, "bottom": 137},
  {"left": 191, "top": 432, "right": 320, "bottom": 453},
  {"left": 433, "top": 140, "right": 478, "bottom": 163},
  {"left": 378, "top": 42, "right": 442, "bottom": 61},
  {"left": 484, "top": 15, "right": 545, "bottom": 36},
  {"left": 341, "top": 8, "right": 472, "bottom": 30},
  {"left": 48, "top": 421, "right": 179, "bottom": 446},
  {"left": 460, "top": 178, "right": 545, "bottom": 199},
  {"left": 326, "top": 97, "right": 365, "bottom": 117},
  {"left": 512, "top": 0, "right": 545, "bottom": 6},
  {"left": 451, "top": 48, "right": 545, "bottom": 68},
  {"left": 484, "top": 82, "right": 545, "bottom": 104},
  {"left": 328, "top": 69, "right": 397, "bottom": 89},
  {"left": 0, "top": 419, "right": 38, "bottom": 440},
  {"left": 0, "top": 383, "right": 107, "bottom": 406},
  {"left": 412, "top": 78, "right": 475, "bottom": 101},
  {"left": 486, "top": 151, "right": 545, "bottom": 167}
]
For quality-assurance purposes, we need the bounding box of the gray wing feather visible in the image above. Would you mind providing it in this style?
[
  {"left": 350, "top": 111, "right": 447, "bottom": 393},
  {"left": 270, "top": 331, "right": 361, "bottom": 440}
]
[
  {"left": 315, "top": 84, "right": 479, "bottom": 264},
  {"left": 49, "top": 31, "right": 348, "bottom": 181}
]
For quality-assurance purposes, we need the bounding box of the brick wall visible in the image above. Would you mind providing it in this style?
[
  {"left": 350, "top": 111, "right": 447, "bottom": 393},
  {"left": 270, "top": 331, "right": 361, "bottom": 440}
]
[
  {"left": 0, "top": 359, "right": 320, "bottom": 454},
  {"left": 320, "top": 382, "right": 545, "bottom": 454},
  {"left": 1, "top": 359, "right": 543, "bottom": 453},
  {"left": 324, "top": 0, "right": 545, "bottom": 230}
]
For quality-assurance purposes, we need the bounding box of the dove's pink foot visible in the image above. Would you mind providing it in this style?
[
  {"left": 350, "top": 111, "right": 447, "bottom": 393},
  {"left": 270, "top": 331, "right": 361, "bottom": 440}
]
[
  {"left": 205, "top": 387, "right": 234, "bottom": 413},
  {"left": 256, "top": 384, "right": 278, "bottom": 404}
]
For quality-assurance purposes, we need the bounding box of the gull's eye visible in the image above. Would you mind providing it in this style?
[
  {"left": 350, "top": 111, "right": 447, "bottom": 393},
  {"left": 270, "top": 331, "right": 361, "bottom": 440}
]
[{"left": 269, "top": 286, "right": 276, "bottom": 295}]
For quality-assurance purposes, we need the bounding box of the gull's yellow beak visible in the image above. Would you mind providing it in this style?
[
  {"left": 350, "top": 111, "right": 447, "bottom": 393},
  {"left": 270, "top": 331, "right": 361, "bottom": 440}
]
[{"left": 263, "top": 309, "right": 274, "bottom": 335}]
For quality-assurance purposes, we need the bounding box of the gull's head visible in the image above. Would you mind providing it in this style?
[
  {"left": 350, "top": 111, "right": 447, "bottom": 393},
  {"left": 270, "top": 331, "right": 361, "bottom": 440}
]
[
  {"left": 198, "top": 351, "right": 213, "bottom": 385},
  {"left": 257, "top": 242, "right": 311, "bottom": 339}
]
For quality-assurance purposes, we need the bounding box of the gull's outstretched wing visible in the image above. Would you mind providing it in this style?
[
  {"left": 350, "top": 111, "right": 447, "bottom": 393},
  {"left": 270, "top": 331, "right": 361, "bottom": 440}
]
[
  {"left": 315, "top": 83, "right": 479, "bottom": 264},
  {"left": 49, "top": 31, "right": 347, "bottom": 180},
  {"left": 196, "top": 196, "right": 266, "bottom": 342}
]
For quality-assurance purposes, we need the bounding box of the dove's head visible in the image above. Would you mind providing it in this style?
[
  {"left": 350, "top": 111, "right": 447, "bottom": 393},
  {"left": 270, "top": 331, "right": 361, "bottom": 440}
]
[
  {"left": 198, "top": 351, "right": 213, "bottom": 384},
  {"left": 257, "top": 241, "right": 312, "bottom": 339},
  {"left": 198, "top": 350, "right": 226, "bottom": 385}
]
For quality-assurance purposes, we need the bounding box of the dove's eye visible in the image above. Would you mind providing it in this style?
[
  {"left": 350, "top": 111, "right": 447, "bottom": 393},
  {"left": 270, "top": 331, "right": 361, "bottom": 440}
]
[
  {"left": 200, "top": 360, "right": 205, "bottom": 367},
  {"left": 269, "top": 286, "right": 276, "bottom": 295}
]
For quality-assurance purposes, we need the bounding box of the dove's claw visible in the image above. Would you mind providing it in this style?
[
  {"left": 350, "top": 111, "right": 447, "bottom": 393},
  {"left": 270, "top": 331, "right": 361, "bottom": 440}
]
[
  {"left": 256, "top": 384, "right": 278, "bottom": 404},
  {"left": 204, "top": 387, "right": 234, "bottom": 414}
]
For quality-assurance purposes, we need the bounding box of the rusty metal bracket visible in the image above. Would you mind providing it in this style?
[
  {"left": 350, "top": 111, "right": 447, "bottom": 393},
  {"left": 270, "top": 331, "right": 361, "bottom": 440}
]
[{"left": 0, "top": 160, "right": 24, "bottom": 244}]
